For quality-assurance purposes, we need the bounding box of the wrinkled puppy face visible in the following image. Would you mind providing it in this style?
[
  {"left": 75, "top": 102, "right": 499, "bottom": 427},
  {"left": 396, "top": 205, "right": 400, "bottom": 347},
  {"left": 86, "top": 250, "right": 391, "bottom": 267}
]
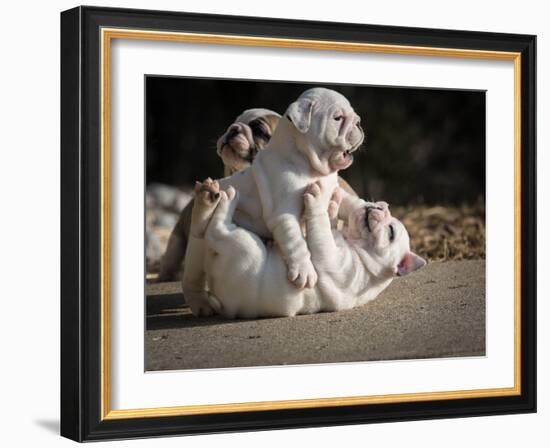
[
  {"left": 348, "top": 202, "right": 426, "bottom": 278},
  {"left": 216, "top": 108, "right": 281, "bottom": 174},
  {"left": 286, "top": 88, "right": 365, "bottom": 175}
]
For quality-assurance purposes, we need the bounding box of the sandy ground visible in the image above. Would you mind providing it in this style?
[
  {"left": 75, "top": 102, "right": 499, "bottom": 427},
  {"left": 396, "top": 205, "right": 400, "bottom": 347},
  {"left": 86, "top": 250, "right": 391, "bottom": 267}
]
[{"left": 145, "top": 260, "right": 485, "bottom": 371}]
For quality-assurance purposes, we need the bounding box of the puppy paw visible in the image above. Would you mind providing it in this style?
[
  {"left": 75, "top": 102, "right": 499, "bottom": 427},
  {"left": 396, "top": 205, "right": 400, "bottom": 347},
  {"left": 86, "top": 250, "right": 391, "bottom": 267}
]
[
  {"left": 225, "top": 186, "right": 237, "bottom": 202},
  {"left": 194, "top": 178, "right": 221, "bottom": 207},
  {"left": 185, "top": 290, "right": 216, "bottom": 317},
  {"left": 328, "top": 188, "right": 343, "bottom": 221},
  {"left": 288, "top": 258, "right": 318, "bottom": 289},
  {"left": 190, "top": 179, "right": 222, "bottom": 238},
  {"left": 304, "top": 181, "right": 330, "bottom": 214}
]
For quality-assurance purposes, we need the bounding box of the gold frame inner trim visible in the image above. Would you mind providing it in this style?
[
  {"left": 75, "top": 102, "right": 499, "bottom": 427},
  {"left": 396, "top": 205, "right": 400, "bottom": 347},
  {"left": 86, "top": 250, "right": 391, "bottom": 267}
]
[{"left": 100, "top": 28, "right": 522, "bottom": 420}]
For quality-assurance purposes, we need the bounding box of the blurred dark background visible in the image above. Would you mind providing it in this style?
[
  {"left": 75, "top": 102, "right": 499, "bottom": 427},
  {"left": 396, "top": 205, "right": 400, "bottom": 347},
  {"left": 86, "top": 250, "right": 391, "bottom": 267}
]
[{"left": 146, "top": 76, "right": 485, "bottom": 206}]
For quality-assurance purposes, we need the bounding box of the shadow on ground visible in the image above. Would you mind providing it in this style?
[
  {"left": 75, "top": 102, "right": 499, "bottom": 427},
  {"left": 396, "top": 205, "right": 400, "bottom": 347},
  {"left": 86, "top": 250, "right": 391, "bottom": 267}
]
[
  {"left": 33, "top": 419, "right": 59, "bottom": 435},
  {"left": 145, "top": 260, "right": 485, "bottom": 371}
]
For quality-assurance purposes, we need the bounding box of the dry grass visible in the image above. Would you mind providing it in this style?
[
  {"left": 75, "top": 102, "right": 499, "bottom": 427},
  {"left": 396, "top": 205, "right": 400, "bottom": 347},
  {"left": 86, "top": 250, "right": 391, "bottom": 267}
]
[{"left": 392, "top": 202, "right": 485, "bottom": 262}]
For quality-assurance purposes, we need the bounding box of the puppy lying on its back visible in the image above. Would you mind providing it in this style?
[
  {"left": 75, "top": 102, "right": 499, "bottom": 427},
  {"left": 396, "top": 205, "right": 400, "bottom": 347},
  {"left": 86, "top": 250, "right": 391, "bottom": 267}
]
[
  {"left": 157, "top": 108, "right": 280, "bottom": 281},
  {"left": 191, "top": 180, "right": 425, "bottom": 318}
]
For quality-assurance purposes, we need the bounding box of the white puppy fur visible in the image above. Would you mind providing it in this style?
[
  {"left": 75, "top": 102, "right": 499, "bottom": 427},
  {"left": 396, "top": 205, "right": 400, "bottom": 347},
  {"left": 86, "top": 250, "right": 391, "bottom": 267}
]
[
  {"left": 183, "top": 88, "right": 365, "bottom": 315},
  {"left": 194, "top": 181, "right": 425, "bottom": 319}
]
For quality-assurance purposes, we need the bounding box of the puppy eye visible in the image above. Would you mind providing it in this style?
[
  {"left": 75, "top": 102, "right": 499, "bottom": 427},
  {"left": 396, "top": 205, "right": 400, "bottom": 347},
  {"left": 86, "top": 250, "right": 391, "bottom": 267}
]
[
  {"left": 250, "top": 121, "right": 270, "bottom": 140},
  {"left": 258, "top": 131, "right": 271, "bottom": 140},
  {"left": 254, "top": 127, "right": 270, "bottom": 140},
  {"left": 389, "top": 225, "right": 395, "bottom": 242},
  {"left": 334, "top": 115, "right": 344, "bottom": 121}
]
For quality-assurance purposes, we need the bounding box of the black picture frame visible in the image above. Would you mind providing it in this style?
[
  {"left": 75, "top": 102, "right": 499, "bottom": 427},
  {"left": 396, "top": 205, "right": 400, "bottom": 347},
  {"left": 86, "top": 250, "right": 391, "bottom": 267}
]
[{"left": 61, "top": 5, "right": 536, "bottom": 442}]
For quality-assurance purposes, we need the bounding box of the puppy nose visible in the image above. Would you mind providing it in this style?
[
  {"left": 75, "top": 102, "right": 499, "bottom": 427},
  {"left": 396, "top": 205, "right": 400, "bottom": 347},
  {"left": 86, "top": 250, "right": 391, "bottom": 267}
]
[
  {"left": 366, "top": 204, "right": 383, "bottom": 212},
  {"left": 227, "top": 124, "right": 242, "bottom": 139},
  {"left": 224, "top": 124, "right": 241, "bottom": 145}
]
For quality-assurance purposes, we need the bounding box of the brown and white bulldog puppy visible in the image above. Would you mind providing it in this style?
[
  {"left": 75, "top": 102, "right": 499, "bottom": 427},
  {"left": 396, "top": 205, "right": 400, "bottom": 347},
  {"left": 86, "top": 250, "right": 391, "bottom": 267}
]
[
  {"left": 157, "top": 108, "right": 280, "bottom": 282},
  {"left": 217, "top": 108, "right": 281, "bottom": 177}
]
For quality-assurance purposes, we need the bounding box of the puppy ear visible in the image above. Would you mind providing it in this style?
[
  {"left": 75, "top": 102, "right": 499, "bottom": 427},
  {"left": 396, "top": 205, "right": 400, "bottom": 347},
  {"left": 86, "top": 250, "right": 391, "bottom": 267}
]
[
  {"left": 286, "top": 98, "right": 314, "bottom": 133},
  {"left": 262, "top": 114, "right": 281, "bottom": 132},
  {"left": 397, "top": 252, "right": 426, "bottom": 276}
]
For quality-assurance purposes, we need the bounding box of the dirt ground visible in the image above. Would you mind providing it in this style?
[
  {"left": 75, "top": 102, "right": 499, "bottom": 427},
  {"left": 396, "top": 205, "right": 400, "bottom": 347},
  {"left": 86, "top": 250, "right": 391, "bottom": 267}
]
[
  {"left": 145, "top": 260, "right": 485, "bottom": 371},
  {"left": 144, "top": 188, "right": 486, "bottom": 370}
]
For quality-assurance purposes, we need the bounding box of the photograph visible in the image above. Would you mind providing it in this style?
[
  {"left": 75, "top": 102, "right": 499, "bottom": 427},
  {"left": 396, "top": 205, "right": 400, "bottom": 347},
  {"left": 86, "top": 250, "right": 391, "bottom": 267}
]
[{"left": 144, "top": 76, "right": 486, "bottom": 371}]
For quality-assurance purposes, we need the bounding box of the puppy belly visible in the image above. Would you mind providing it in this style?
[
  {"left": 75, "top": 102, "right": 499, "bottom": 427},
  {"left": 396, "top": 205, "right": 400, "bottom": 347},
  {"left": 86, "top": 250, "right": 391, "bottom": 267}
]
[
  {"left": 206, "top": 253, "right": 262, "bottom": 319},
  {"left": 241, "top": 255, "right": 323, "bottom": 318},
  {"left": 207, "top": 249, "right": 316, "bottom": 318},
  {"left": 256, "top": 255, "right": 308, "bottom": 317}
]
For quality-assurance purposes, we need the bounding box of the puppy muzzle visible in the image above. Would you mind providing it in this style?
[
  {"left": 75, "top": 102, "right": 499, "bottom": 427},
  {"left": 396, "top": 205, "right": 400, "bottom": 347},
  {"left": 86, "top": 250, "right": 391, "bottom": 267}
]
[{"left": 221, "top": 122, "right": 255, "bottom": 158}]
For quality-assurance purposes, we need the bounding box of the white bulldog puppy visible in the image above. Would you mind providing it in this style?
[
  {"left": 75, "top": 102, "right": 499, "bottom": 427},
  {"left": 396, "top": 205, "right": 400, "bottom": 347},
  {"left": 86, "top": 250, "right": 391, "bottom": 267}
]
[
  {"left": 191, "top": 180, "right": 425, "bottom": 319},
  {"left": 183, "top": 88, "right": 366, "bottom": 315},
  {"left": 157, "top": 108, "right": 280, "bottom": 282}
]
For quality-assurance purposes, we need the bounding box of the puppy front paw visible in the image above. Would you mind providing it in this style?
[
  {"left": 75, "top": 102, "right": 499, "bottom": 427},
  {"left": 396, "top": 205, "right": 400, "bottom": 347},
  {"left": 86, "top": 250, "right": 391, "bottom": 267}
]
[
  {"left": 190, "top": 178, "right": 223, "bottom": 238},
  {"left": 304, "top": 181, "right": 333, "bottom": 215},
  {"left": 328, "top": 188, "right": 343, "bottom": 221},
  {"left": 194, "top": 178, "right": 221, "bottom": 206},
  {"left": 184, "top": 290, "right": 215, "bottom": 317},
  {"left": 288, "top": 258, "right": 318, "bottom": 289}
]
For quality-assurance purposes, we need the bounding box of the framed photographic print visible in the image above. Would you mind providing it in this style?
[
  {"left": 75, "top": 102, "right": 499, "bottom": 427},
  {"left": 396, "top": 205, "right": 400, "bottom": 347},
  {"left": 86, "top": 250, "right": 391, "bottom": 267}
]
[{"left": 60, "top": 6, "right": 536, "bottom": 441}]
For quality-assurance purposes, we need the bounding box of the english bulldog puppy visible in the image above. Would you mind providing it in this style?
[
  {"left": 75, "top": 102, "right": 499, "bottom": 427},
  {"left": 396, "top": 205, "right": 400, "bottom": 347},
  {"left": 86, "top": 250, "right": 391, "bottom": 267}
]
[
  {"left": 184, "top": 88, "right": 366, "bottom": 316},
  {"left": 191, "top": 180, "right": 425, "bottom": 319},
  {"left": 217, "top": 108, "right": 281, "bottom": 176},
  {"left": 157, "top": 108, "right": 280, "bottom": 282}
]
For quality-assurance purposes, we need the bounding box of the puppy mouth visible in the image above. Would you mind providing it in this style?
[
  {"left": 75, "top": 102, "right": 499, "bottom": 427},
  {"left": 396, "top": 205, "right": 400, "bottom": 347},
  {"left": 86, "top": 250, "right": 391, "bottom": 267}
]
[
  {"left": 332, "top": 147, "right": 357, "bottom": 169},
  {"left": 343, "top": 148, "right": 355, "bottom": 159},
  {"left": 222, "top": 135, "right": 256, "bottom": 161},
  {"left": 343, "top": 140, "right": 362, "bottom": 157},
  {"left": 341, "top": 149, "right": 354, "bottom": 165}
]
